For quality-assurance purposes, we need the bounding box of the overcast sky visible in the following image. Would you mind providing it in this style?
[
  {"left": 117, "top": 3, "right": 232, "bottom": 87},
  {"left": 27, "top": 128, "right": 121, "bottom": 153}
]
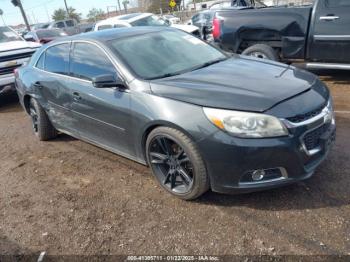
[{"left": 0, "top": 0, "right": 139, "bottom": 26}]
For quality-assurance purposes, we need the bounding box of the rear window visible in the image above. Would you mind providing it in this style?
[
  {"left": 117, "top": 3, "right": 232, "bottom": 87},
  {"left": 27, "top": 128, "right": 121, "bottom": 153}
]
[{"left": 44, "top": 43, "right": 70, "bottom": 75}]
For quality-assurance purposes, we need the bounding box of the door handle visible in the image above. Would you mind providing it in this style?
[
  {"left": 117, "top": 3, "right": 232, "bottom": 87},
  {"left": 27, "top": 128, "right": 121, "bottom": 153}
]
[
  {"left": 72, "top": 92, "right": 82, "bottom": 101},
  {"left": 320, "top": 15, "right": 339, "bottom": 21}
]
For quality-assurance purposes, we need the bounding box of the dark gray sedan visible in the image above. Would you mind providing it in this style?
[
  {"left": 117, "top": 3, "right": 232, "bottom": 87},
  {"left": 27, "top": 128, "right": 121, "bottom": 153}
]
[{"left": 15, "top": 27, "right": 335, "bottom": 200}]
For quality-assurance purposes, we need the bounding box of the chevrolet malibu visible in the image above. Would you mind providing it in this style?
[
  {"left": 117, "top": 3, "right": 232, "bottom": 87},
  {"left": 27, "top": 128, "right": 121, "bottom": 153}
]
[{"left": 15, "top": 27, "right": 336, "bottom": 200}]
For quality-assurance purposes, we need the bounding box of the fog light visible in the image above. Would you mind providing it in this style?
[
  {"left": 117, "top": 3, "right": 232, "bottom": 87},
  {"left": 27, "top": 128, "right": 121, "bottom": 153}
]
[{"left": 252, "top": 170, "right": 265, "bottom": 181}]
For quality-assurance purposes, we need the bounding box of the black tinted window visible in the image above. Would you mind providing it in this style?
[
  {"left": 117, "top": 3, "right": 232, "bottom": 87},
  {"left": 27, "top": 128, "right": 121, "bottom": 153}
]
[
  {"left": 55, "top": 22, "right": 65, "bottom": 28},
  {"left": 45, "top": 44, "right": 70, "bottom": 75},
  {"left": 66, "top": 20, "right": 74, "bottom": 27},
  {"left": 70, "top": 43, "right": 116, "bottom": 81},
  {"left": 36, "top": 53, "right": 45, "bottom": 70}
]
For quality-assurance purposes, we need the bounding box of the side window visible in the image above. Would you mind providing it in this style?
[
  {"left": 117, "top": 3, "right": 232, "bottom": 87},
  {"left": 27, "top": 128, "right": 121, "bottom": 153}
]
[
  {"left": 98, "top": 24, "right": 112, "bottom": 30},
  {"left": 45, "top": 43, "right": 70, "bottom": 75},
  {"left": 192, "top": 14, "right": 199, "bottom": 23},
  {"left": 65, "top": 20, "right": 74, "bottom": 27},
  {"left": 55, "top": 22, "right": 65, "bottom": 28},
  {"left": 36, "top": 53, "right": 45, "bottom": 70},
  {"left": 70, "top": 43, "right": 116, "bottom": 81},
  {"left": 114, "top": 24, "right": 126, "bottom": 28}
]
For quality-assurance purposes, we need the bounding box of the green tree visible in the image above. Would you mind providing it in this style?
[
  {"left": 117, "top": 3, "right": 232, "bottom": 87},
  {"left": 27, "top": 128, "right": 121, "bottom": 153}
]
[
  {"left": 52, "top": 8, "right": 66, "bottom": 21},
  {"left": 52, "top": 7, "right": 82, "bottom": 22},
  {"left": 87, "top": 8, "right": 105, "bottom": 22}
]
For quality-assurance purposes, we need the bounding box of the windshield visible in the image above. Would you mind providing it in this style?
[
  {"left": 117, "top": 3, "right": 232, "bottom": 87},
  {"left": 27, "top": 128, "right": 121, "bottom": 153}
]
[
  {"left": 0, "top": 27, "right": 22, "bottom": 43},
  {"left": 37, "top": 30, "right": 66, "bottom": 38},
  {"left": 130, "top": 15, "right": 169, "bottom": 27},
  {"left": 108, "top": 30, "right": 227, "bottom": 80}
]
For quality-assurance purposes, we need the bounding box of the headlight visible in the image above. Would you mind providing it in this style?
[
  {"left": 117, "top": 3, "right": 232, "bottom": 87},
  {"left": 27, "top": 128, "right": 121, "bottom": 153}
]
[{"left": 203, "top": 107, "right": 288, "bottom": 138}]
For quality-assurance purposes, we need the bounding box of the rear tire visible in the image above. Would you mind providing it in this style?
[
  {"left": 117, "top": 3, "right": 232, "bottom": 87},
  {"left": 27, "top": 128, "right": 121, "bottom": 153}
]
[
  {"left": 29, "top": 98, "right": 57, "bottom": 141},
  {"left": 242, "top": 44, "right": 279, "bottom": 61},
  {"left": 146, "top": 127, "right": 209, "bottom": 200}
]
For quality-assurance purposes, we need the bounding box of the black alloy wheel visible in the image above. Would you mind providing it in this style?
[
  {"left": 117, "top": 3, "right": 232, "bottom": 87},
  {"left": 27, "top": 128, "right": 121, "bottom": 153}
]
[
  {"left": 146, "top": 127, "right": 209, "bottom": 200},
  {"left": 149, "top": 136, "right": 194, "bottom": 194}
]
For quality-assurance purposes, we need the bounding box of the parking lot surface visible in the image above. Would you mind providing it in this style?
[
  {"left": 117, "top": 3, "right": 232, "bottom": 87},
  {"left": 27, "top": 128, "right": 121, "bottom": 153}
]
[{"left": 0, "top": 70, "right": 349, "bottom": 256}]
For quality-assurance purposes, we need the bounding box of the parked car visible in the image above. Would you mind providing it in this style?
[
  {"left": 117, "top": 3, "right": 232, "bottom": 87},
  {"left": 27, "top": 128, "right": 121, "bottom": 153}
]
[
  {"left": 15, "top": 27, "right": 335, "bottom": 200},
  {"left": 24, "top": 29, "right": 67, "bottom": 44},
  {"left": 209, "top": 0, "right": 265, "bottom": 10},
  {"left": 0, "top": 26, "right": 40, "bottom": 95},
  {"left": 46, "top": 19, "right": 81, "bottom": 35},
  {"left": 188, "top": 10, "right": 216, "bottom": 40},
  {"left": 162, "top": 14, "right": 180, "bottom": 24},
  {"left": 212, "top": 0, "right": 350, "bottom": 69},
  {"left": 94, "top": 13, "right": 200, "bottom": 37}
]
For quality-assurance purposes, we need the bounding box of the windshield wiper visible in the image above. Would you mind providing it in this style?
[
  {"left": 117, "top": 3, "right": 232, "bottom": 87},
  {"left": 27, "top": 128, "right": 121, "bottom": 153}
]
[
  {"left": 147, "top": 72, "right": 182, "bottom": 80},
  {"left": 192, "top": 58, "right": 228, "bottom": 71}
]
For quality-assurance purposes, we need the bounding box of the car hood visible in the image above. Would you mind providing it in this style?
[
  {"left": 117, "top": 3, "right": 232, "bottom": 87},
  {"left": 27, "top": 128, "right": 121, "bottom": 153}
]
[
  {"left": 150, "top": 56, "right": 317, "bottom": 112},
  {"left": 171, "top": 24, "right": 199, "bottom": 33},
  {"left": 0, "top": 40, "right": 41, "bottom": 52}
]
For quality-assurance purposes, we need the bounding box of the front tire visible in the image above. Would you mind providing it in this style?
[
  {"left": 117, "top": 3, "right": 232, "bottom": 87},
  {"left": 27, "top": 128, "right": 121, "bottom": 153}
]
[
  {"left": 146, "top": 127, "right": 209, "bottom": 200},
  {"left": 242, "top": 44, "right": 279, "bottom": 61},
  {"left": 29, "top": 98, "right": 57, "bottom": 141}
]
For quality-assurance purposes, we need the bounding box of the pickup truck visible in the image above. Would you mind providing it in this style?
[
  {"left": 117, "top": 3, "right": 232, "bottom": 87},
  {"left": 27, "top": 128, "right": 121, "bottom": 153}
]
[
  {"left": 0, "top": 26, "right": 40, "bottom": 94},
  {"left": 213, "top": 0, "right": 350, "bottom": 69}
]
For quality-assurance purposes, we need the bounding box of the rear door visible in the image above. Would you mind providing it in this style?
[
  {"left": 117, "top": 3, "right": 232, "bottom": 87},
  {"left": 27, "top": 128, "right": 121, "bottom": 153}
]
[
  {"left": 68, "top": 41, "right": 133, "bottom": 156},
  {"left": 34, "top": 42, "right": 77, "bottom": 134},
  {"left": 309, "top": 0, "right": 350, "bottom": 62}
]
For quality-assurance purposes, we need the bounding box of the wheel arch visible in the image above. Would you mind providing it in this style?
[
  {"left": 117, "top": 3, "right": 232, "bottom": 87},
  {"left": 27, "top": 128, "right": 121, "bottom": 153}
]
[
  {"left": 23, "top": 94, "right": 32, "bottom": 114},
  {"left": 140, "top": 120, "right": 198, "bottom": 164},
  {"left": 237, "top": 28, "right": 282, "bottom": 53}
]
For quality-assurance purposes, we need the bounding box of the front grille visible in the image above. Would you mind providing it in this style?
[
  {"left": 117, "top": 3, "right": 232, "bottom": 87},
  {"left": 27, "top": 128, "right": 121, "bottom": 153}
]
[
  {"left": 287, "top": 104, "right": 326, "bottom": 123},
  {"left": 303, "top": 124, "right": 330, "bottom": 150},
  {"left": 0, "top": 64, "right": 21, "bottom": 76},
  {"left": 0, "top": 51, "right": 35, "bottom": 63}
]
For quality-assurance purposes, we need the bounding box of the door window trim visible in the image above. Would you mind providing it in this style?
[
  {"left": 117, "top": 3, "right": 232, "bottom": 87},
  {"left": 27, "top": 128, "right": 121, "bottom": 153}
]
[{"left": 33, "top": 40, "right": 127, "bottom": 85}]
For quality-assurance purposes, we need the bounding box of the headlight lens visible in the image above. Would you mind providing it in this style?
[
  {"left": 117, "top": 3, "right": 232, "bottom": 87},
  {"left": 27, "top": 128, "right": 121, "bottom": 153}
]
[{"left": 203, "top": 107, "right": 288, "bottom": 138}]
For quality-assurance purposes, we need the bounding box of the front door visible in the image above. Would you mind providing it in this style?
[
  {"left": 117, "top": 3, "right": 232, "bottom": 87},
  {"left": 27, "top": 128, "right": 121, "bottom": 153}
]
[
  {"left": 68, "top": 42, "right": 133, "bottom": 157},
  {"left": 309, "top": 0, "right": 350, "bottom": 63}
]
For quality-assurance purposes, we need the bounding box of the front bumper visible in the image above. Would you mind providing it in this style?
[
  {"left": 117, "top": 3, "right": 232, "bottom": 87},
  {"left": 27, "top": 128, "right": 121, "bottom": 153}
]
[
  {"left": 197, "top": 115, "right": 336, "bottom": 194},
  {"left": 0, "top": 73, "right": 15, "bottom": 94}
]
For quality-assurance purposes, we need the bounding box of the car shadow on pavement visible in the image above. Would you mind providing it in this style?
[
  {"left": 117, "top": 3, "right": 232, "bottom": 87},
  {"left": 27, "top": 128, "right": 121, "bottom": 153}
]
[
  {"left": 0, "top": 92, "right": 20, "bottom": 112},
  {"left": 0, "top": 233, "right": 32, "bottom": 257},
  {"left": 312, "top": 69, "right": 350, "bottom": 85}
]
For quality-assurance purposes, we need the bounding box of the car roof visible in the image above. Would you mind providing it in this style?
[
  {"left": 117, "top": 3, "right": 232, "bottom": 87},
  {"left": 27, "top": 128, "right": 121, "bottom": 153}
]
[
  {"left": 50, "top": 27, "right": 171, "bottom": 44},
  {"left": 95, "top": 13, "right": 153, "bottom": 27}
]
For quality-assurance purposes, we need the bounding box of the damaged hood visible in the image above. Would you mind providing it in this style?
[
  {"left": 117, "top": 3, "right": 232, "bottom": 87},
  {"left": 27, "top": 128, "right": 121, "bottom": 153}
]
[{"left": 150, "top": 56, "right": 317, "bottom": 112}]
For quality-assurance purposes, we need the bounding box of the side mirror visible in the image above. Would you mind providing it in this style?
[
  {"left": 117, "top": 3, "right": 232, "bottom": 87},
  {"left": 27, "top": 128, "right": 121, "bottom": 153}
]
[
  {"left": 92, "top": 74, "right": 126, "bottom": 89},
  {"left": 24, "top": 36, "right": 36, "bottom": 42}
]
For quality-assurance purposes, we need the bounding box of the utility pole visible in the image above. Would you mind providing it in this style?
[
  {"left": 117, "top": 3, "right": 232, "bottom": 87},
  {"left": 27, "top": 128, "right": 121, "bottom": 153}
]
[
  {"left": 11, "top": 0, "right": 30, "bottom": 31},
  {"left": 0, "top": 9, "right": 5, "bottom": 26},
  {"left": 117, "top": 0, "right": 122, "bottom": 14},
  {"left": 64, "top": 0, "right": 70, "bottom": 18}
]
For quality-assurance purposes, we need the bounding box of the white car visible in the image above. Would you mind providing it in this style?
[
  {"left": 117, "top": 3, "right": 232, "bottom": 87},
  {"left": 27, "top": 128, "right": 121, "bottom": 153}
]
[
  {"left": 94, "top": 13, "right": 200, "bottom": 37},
  {"left": 163, "top": 14, "right": 181, "bottom": 24},
  {"left": 0, "top": 26, "right": 41, "bottom": 94}
]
